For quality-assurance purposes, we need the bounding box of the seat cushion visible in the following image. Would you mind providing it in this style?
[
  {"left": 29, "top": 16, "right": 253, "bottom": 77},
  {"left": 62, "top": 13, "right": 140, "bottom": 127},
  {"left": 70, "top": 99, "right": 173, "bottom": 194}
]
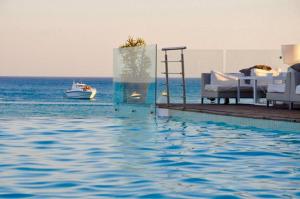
[
  {"left": 251, "top": 69, "right": 280, "bottom": 86},
  {"left": 267, "top": 84, "right": 285, "bottom": 93},
  {"left": 296, "top": 85, "right": 300, "bottom": 94},
  {"left": 252, "top": 68, "right": 281, "bottom": 76},
  {"left": 204, "top": 84, "right": 252, "bottom": 92},
  {"left": 205, "top": 84, "right": 235, "bottom": 92}
]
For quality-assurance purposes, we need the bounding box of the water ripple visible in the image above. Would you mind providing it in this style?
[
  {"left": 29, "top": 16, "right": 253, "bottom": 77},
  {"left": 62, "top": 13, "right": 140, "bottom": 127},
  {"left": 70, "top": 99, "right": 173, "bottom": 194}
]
[
  {"left": 0, "top": 116, "right": 299, "bottom": 198},
  {"left": 0, "top": 193, "right": 34, "bottom": 198}
]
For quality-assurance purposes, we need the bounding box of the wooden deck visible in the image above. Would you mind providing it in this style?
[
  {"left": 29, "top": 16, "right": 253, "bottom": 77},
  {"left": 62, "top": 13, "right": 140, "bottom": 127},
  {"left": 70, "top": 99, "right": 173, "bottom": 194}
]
[{"left": 157, "top": 103, "right": 300, "bottom": 123}]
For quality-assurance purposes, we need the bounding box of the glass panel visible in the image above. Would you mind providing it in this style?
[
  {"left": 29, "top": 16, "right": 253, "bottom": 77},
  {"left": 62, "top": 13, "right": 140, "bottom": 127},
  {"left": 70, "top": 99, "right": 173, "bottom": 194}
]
[
  {"left": 156, "top": 48, "right": 284, "bottom": 104},
  {"left": 114, "top": 47, "right": 284, "bottom": 106},
  {"left": 157, "top": 49, "right": 224, "bottom": 77},
  {"left": 113, "top": 45, "right": 157, "bottom": 113},
  {"left": 225, "top": 49, "right": 284, "bottom": 73}
]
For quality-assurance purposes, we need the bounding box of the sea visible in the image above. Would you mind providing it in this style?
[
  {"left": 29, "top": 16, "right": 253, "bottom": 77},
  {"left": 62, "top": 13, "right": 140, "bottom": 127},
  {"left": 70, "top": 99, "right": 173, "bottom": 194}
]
[
  {"left": 0, "top": 77, "right": 299, "bottom": 199},
  {"left": 0, "top": 77, "right": 201, "bottom": 117}
]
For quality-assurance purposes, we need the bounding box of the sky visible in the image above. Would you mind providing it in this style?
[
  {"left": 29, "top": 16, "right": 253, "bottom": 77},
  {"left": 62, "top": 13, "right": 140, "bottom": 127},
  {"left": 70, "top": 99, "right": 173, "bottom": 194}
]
[{"left": 1, "top": 0, "right": 300, "bottom": 77}]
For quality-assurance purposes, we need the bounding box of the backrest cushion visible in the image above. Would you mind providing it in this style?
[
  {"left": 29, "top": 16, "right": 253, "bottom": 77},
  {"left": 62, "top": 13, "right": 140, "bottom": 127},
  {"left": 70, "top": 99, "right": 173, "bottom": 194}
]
[
  {"left": 251, "top": 69, "right": 280, "bottom": 86},
  {"left": 210, "top": 71, "right": 238, "bottom": 86},
  {"left": 290, "top": 63, "right": 300, "bottom": 72}
]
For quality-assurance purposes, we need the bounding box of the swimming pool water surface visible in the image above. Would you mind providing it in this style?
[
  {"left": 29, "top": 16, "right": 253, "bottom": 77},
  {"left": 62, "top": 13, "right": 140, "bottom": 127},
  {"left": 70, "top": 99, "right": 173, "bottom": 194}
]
[
  {"left": 0, "top": 77, "right": 299, "bottom": 198},
  {"left": 1, "top": 112, "right": 300, "bottom": 198}
]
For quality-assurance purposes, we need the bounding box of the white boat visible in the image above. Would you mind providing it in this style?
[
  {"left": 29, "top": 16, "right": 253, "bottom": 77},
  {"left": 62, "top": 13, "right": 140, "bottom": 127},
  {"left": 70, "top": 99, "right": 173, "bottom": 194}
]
[
  {"left": 130, "top": 91, "right": 142, "bottom": 99},
  {"left": 161, "top": 91, "right": 168, "bottom": 96},
  {"left": 65, "top": 81, "right": 97, "bottom": 99}
]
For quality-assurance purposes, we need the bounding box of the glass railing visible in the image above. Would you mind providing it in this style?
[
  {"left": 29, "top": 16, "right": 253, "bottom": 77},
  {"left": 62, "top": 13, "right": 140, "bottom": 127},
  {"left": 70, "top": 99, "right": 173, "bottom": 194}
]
[
  {"left": 114, "top": 47, "right": 286, "bottom": 106},
  {"left": 113, "top": 45, "right": 157, "bottom": 113}
]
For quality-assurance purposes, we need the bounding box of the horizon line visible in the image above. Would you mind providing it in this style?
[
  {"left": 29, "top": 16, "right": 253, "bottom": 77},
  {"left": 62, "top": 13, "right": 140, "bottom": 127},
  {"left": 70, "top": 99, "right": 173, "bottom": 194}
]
[
  {"left": 0, "top": 75, "right": 113, "bottom": 78},
  {"left": 0, "top": 75, "right": 201, "bottom": 79}
]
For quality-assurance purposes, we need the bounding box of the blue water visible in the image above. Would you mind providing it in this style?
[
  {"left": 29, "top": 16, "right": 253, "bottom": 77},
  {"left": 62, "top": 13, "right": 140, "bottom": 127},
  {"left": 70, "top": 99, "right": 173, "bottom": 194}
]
[{"left": 0, "top": 77, "right": 300, "bottom": 198}]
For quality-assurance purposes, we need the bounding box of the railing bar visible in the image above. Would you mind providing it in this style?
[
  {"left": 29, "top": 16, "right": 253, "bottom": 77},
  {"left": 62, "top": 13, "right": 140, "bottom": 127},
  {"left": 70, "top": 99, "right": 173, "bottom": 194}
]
[
  {"left": 160, "top": 84, "right": 183, "bottom": 86},
  {"left": 164, "top": 51, "right": 170, "bottom": 106},
  {"left": 162, "top": 46, "right": 187, "bottom": 51},
  {"left": 161, "top": 60, "right": 182, "bottom": 63},
  {"left": 161, "top": 72, "right": 182, "bottom": 74}
]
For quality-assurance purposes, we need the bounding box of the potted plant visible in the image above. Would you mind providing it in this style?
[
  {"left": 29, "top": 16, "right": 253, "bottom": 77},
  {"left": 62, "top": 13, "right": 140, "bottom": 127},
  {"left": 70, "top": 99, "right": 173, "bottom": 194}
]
[{"left": 118, "top": 36, "right": 152, "bottom": 104}]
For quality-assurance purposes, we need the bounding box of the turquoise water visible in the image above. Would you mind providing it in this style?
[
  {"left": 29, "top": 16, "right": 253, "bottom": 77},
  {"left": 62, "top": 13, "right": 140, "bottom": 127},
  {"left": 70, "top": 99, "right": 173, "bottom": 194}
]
[{"left": 0, "top": 77, "right": 300, "bottom": 198}]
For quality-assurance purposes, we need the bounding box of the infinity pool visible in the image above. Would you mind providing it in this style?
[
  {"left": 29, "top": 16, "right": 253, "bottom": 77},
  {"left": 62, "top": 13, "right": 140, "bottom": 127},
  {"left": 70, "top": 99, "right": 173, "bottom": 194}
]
[
  {"left": 0, "top": 77, "right": 299, "bottom": 198},
  {"left": 0, "top": 106, "right": 300, "bottom": 199}
]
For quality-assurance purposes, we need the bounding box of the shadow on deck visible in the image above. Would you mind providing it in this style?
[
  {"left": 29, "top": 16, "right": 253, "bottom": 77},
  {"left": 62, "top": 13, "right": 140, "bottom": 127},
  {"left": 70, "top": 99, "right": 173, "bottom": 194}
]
[{"left": 157, "top": 103, "right": 300, "bottom": 123}]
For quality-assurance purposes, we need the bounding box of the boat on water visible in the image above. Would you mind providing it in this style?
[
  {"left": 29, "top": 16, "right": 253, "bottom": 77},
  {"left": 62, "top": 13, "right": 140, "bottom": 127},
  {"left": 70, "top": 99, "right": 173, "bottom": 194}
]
[
  {"left": 65, "top": 81, "right": 97, "bottom": 99},
  {"left": 130, "top": 91, "right": 142, "bottom": 99},
  {"left": 161, "top": 91, "right": 168, "bottom": 96}
]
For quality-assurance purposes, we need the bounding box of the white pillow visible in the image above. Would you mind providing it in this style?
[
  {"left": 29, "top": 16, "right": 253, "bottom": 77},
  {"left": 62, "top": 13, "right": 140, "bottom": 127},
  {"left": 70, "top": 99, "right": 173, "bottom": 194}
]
[
  {"left": 210, "top": 71, "right": 238, "bottom": 86},
  {"left": 251, "top": 68, "right": 271, "bottom": 77},
  {"left": 267, "top": 84, "right": 286, "bottom": 93},
  {"left": 296, "top": 85, "right": 300, "bottom": 95},
  {"left": 271, "top": 72, "right": 287, "bottom": 85},
  {"left": 272, "top": 68, "right": 281, "bottom": 76},
  {"left": 251, "top": 69, "right": 276, "bottom": 86},
  {"left": 251, "top": 68, "right": 281, "bottom": 77}
]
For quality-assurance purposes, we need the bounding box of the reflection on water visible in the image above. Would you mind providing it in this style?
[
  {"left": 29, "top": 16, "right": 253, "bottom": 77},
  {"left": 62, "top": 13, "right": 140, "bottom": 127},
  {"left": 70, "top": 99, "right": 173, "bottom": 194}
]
[
  {"left": 0, "top": 111, "right": 299, "bottom": 198},
  {"left": 1, "top": 77, "right": 299, "bottom": 198}
]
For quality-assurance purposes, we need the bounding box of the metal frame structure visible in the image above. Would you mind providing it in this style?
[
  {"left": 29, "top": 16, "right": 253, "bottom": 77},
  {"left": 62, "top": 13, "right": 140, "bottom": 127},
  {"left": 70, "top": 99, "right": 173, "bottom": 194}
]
[{"left": 161, "top": 46, "right": 187, "bottom": 108}]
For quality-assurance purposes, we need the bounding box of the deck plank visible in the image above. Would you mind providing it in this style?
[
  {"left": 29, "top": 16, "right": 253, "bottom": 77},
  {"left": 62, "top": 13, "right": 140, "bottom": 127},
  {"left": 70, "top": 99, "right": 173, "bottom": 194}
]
[{"left": 157, "top": 104, "right": 300, "bottom": 123}]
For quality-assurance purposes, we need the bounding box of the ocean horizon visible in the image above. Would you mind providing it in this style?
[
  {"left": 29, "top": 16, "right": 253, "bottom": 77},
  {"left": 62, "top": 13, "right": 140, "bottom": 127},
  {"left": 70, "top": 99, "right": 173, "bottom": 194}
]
[{"left": 0, "top": 76, "right": 201, "bottom": 118}]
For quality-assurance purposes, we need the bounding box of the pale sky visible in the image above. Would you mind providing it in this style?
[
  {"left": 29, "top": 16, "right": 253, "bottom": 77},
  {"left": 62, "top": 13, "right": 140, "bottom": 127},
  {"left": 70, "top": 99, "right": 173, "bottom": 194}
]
[{"left": 1, "top": 0, "right": 300, "bottom": 76}]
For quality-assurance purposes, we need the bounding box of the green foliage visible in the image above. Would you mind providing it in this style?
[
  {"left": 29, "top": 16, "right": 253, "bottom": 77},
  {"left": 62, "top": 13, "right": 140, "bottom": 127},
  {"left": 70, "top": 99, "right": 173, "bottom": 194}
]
[
  {"left": 119, "top": 36, "right": 151, "bottom": 82},
  {"left": 120, "top": 36, "right": 146, "bottom": 48}
]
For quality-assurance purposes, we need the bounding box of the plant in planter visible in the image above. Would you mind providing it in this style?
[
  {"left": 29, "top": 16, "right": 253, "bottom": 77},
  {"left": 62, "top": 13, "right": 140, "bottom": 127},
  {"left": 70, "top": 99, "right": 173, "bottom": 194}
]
[{"left": 119, "top": 36, "right": 152, "bottom": 104}]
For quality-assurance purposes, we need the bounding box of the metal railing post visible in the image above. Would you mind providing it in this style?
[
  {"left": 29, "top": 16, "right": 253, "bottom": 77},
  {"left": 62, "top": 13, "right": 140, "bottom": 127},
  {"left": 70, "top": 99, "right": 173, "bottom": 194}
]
[
  {"left": 164, "top": 51, "right": 170, "bottom": 106},
  {"left": 161, "top": 46, "right": 187, "bottom": 108},
  {"left": 181, "top": 50, "right": 186, "bottom": 107}
]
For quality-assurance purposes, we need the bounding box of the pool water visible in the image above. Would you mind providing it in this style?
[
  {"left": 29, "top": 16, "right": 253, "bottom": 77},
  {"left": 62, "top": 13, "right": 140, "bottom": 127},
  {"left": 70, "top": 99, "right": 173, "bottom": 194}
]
[{"left": 0, "top": 77, "right": 299, "bottom": 198}]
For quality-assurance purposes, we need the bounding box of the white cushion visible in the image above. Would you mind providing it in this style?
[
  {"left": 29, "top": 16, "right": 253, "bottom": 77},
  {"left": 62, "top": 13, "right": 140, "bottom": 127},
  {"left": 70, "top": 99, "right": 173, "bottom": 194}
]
[
  {"left": 205, "top": 84, "right": 221, "bottom": 92},
  {"left": 267, "top": 84, "right": 285, "bottom": 93},
  {"left": 269, "top": 72, "right": 287, "bottom": 84},
  {"left": 251, "top": 68, "right": 281, "bottom": 86},
  {"left": 204, "top": 84, "right": 252, "bottom": 92},
  {"left": 296, "top": 85, "right": 300, "bottom": 94},
  {"left": 204, "top": 84, "right": 235, "bottom": 92},
  {"left": 210, "top": 71, "right": 239, "bottom": 86},
  {"left": 251, "top": 68, "right": 281, "bottom": 77},
  {"left": 271, "top": 68, "right": 282, "bottom": 76}
]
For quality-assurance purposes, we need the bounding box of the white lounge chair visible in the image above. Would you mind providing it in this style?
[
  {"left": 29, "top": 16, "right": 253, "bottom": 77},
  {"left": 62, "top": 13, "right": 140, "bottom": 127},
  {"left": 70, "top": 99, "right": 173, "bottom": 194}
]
[
  {"left": 266, "top": 72, "right": 292, "bottom": 109},
  {"left": 290, "top": 71, "right": 300, "bottom": 108},
  {"left": 201, "top": 71, "right": 260, "bottom": 104}
]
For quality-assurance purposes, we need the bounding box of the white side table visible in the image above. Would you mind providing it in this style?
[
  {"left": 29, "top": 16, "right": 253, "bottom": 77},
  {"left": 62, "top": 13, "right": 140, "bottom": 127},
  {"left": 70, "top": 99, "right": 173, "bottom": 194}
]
[{"left": 237, "top": 76, "right": 259, "bottom": 104}]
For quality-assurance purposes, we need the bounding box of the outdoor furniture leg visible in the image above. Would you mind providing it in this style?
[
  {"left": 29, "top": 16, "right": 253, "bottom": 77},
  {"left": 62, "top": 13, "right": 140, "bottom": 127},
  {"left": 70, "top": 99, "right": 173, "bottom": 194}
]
[
  {"left": 224, "top": 98, "right": 229, "bottom": 104},
  {"left": 289, "top": 102, "right": 293, "bottom": 110},
  {"left": 201, "top": 98, "right": 204, "bottom": 104},
  {"left": 237, "top": 79, "right": 240, "bottom": 104},
  {"left": 254, "top": 79, "right": 257, "bottom": 104}
]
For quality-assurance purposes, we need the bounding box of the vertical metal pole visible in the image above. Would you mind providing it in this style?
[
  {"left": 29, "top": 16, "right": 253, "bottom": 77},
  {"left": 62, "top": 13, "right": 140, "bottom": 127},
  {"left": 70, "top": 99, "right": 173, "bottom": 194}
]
[
  {"left": 237, "top": 79, "right": 240, "bottom": 103},
  {"left": 254, "top": 79, "right": 257, "bottom": 104},
  {"left": 181, "top": 50, "right": 186, "bottom": 107},
  {"left": 154, "top": 45, "right": 158, "bottom": 115},
  {"left": 164, "top": 51, "right": 170, "bottom": 106},
  {"left": 223, "top": 49, "right": 226, "bottom": 73}
]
